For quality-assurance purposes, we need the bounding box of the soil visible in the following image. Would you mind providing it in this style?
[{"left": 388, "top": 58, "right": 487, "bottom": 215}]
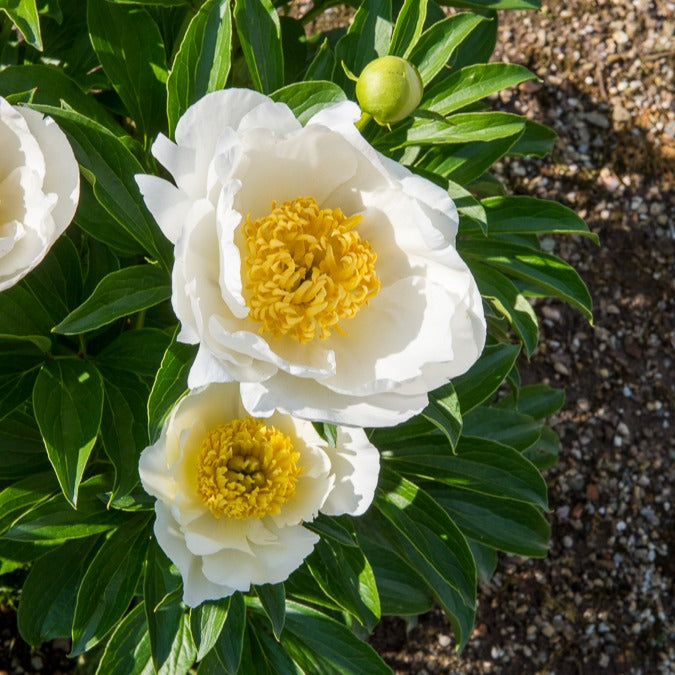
[{"left": 2, "top": 1, "right": 673, "bottom": 673}]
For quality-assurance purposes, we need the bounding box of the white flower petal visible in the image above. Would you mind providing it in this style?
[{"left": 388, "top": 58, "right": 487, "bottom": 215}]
[
  {"left": 154, "top": 502, "right": 236, "bottom": 607},
  {"left": 17, "top": 106, "right": 79, "bottom": 234},
  {"left": 201, "top": 523, "right": 318, "bottom": 589},
  {"left": 135, "top": 174, "right": 191, "bottom": 244},
  {"left": 321, "top": 427, "right": 379, "bottom": 517},
  {"left": 241, "top": 375, "right": 430, "bottom": 427}
]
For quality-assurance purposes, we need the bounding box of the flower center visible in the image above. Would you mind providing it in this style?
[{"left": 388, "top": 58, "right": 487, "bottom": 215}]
[
  {"left": 243, "top": 196, "right": 380, "bottom": 343},
  {"left": 196, "top": 417, "right": 301, "bottom": 520}
]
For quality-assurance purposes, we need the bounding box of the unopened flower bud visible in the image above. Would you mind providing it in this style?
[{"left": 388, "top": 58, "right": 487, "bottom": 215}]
[{"left": 355, "top": 56, "right": 423, "bottom": 125}]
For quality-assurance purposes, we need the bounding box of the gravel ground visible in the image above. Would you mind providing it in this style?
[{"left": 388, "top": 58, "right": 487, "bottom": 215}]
[
  {"left": 2, "top": 1, "right": 673, "bottom": 673},
  {"left": 373, "top": 1, "right": 674, "bottom": 673}
]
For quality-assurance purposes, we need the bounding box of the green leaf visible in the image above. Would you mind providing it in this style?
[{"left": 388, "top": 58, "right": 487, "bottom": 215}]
[
  {"left": 0, "top": 336, "right": 45, "bottom": 378},
  {"left": 0, "top": 471, "right": 59, "bottom": 534},
  {"left": 468, "top": 538, "right": 497, "bottom": 583},
  {"left": 388, "top": 0, "right": 427, "bottom": 58},
  {"left": 0, "top": 539, "right": 59, "bottom": 575},
  {"left": 144, "top": 539, "right": 183, "bottom": 671},
  {"left": 246, "top": 621, "right": 304, "bottom": 675},
  {"left": 32, "top": 359, "right": 104, "bottom": 506},
  {"left": 100, "top": 378, "right": 149, "bottom": 504},
  {"left": 422, "top": 382, "right": 462, "bottom": 451},
  {"left": 96, "top": 328, "right": 172, "bottom": 379},
  {"left": 471, "top": 263, "right": 539, "bottom": 355},
  {"left": 157, "top": 610, "right": 197, "bottom": 674},
  {"left": 357, "top": 537, "right": 433, "bottom": 616},
  {"left": 335, "top": 0, "right": 392, "bottom": 91},
  {"left": 408, "top": 12, "right": 485, "bottom": 85},
  {"left": 523, "top": 425, "right": 560, "bottom": 470},
  {"left": 190, "top": 598, "right": 230, "bottom": 661},
  {"left": 233, "top": 0, "right": 283, "bottom": 93},
  {"left": 463, "top": 406, "right": 541, "bottom": 451},
  {"left": 427, "top": 484, "right": 550, "bottom": 557},
  {"left": 17, "top": 537, "right": 100, "bottom": 646},
  {"left": 496, "top": 383, "right": 565, "bottom": 420},
  {"left": 305, "top": 39, "right": 335, "bottom": 82},
  {"left": 254, "top": 583, "right": 286, "bottom": 639},
  {"left": 389, "top": 112, "right": 525, "bottom": 149},
  {"left": 147, "top": 328, "right": 196, "bottom": 443},
  {"left": 71, "top": 513, "right": 151, "bottom": 655},
  {"left": 95, "top": 603, "right": 153, "bottom": 675},
  {"left": 0, "top": 64, "right": 119, "bottom": 132},
  {"left": 166, "top": 0, "right": 232, "bottom": 135},
  {"left": 87, "top": 0, "right": 168, "bottom": 139},
  {"left": 29, "top": 104, "right": 173, "bottom": 269},
  {"left": 452, "top": 342, "right": 520, "bottom": 414},
  {"left": 375, "top": 469, "right": 476, "bottom": 608},
  {"left": 4, "top": 474, "right": 125, "bottom": 542},
  {"left": 279, "top": 601, "right": 391, "bottom": 674},
  {"left": 476, "top": 196, "right": 598, "bottom": 243},
  {"left": 447, "top": 179, "right": 487, "bottom": 233},
  {"left": 306, "top": 539, "right": 380, "bottom": 631},
  {"left": 450, "top": 10, "right": 497, "bottom": 70},
  {"left": 441, "top": 0, "right": 540, "bottom": 11},
  {"left": 387, "top": 436, "right": 548, "bottom": 508},
  {"left": 271, "top": 81, "right": 346, "bottom": 125},
  {"left": 213, "top": 592, "right": 246, "bottom": 674},
  {"left": 0, "top": 0, "right": 42, "bottom": 49},
  {"left": 0, "top": 409, "right": 50, "bottom": 480},
  {"left": 419, "top": 133, "right": 521, "bottom": 185},
  {"left": 75, "top": 178, "right": 146, "bottom": 257},
  {"left": 421, "top": 63, "right": 537, "bottom": 115},
  {"left": 54, "top": 265, "right": 170, "bottom": 335},
  {"left": 0, "top": 235, "right": 81, "bottom": 337},
  {"left": 459, "top": 239, "right": 593, "bottom": 321},
  {"left": 303, "top": 512, "right": 358, "bottom": 548},
  {"left": 508, "top": 119, "right": 557, "bottom": 157}
]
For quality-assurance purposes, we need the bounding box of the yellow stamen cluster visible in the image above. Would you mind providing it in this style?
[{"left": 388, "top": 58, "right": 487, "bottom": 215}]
[
  {"left": 196, "top": 417, "right": 301, "bottom": 520},
  {"left": 243, "top": 196, "right": 380, "bottom": 343}
]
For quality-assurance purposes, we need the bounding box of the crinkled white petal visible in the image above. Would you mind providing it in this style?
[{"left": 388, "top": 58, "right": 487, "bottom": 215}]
[
  {"left": 17, "top": 106, "right": 79, "bottom": 234},
  {"left": 154, "top": 502, "right": 236, "bottom": 608},
  {"left": 135, "top": 174, "right": 191, "bottom": 244},
  {"left": 241, "top": 375, "right": 430, "bottom": 427},
  {"left": 201, "top": 522, "right": 319, "bottom": 590},
  {"left": 321, "top": 427, "right": 379, "bottom": 517}
]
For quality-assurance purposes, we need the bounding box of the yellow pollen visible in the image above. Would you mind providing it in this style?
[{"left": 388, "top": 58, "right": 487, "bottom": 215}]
[
  {"left": 196, "top": 417, "right": 301, "bottom": 520},
  {"left": 243, "top": 196, "right": 380, "bottom": 343}
]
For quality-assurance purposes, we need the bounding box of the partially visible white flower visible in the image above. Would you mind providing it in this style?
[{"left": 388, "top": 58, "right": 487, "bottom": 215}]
[
  {"left": 139, "top": 382, "right": 379, "bottom": 607},
  {"left": 136, "top": 88, "right": 486, "bottom": 428},
  {"left": 0, "top": 97, "right": 79, "bottom": 291}
]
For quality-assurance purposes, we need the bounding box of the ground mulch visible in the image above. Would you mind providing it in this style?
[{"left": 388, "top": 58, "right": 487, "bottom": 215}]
[{"left": 2, "top": 1, "right": 673, "bottom": 673}]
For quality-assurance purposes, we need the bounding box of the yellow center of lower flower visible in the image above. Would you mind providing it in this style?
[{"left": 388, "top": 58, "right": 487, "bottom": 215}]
[
  {"left": 243, "top": 196, "right": 380, "bottom": 343},
  {"left": 196, "top": 417, "right": 301, "bottom": 520}
]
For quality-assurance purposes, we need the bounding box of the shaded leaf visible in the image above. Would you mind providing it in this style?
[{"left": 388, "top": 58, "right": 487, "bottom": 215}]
[{"left": 32, "top": 359, "right": 104, "bottom": 506}]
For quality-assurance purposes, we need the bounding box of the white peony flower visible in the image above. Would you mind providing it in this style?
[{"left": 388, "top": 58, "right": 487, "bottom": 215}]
[
  {"left": 0, "top": 97, "right": 79, "bottom": 292},
  {"left": 138, "top": 381, "right": 379, "bottom": 607},
  {"left": 136, "top": 89, "right": 485, "bottom": 427}
]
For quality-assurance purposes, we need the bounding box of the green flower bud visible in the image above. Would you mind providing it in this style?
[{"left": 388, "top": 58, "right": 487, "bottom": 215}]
[{"left": 355, "top": 56, "right": 423, "bottom": 125}]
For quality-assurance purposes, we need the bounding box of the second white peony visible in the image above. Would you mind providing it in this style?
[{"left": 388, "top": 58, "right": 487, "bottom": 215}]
[
  {"left": 136, "top": 89, "right": 485, "bottom": 427},
  {"left": 0, "top": 96, "right": 79, "bottom": 292},
  {"left": 138, "top": 382, "right": 379, "bottom": 607}
]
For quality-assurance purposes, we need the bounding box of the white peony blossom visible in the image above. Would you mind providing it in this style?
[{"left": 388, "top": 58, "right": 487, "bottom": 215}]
[
  {"left": 136, "top": 89, "right": 485, "bottom": 427},
  {"left": 138, "top": 382, "right": 379, "bottom": 607},
  {"left": 0, "top": 97, "right": 79, "bottom": 292}
]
